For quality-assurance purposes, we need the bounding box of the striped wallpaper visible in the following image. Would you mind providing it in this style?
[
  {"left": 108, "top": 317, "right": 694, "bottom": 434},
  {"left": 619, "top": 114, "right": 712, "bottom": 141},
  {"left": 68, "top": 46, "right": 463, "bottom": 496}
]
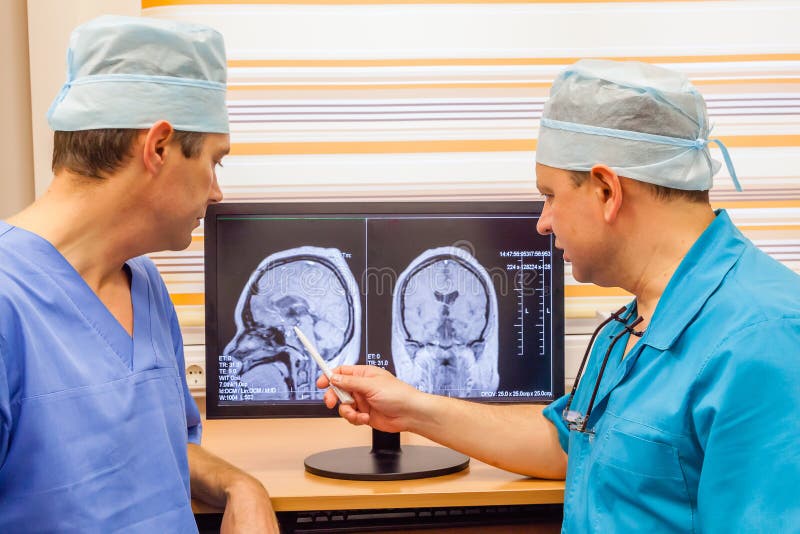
[{"left": 142, "top": 0, "right": 799, "bottom": 382}]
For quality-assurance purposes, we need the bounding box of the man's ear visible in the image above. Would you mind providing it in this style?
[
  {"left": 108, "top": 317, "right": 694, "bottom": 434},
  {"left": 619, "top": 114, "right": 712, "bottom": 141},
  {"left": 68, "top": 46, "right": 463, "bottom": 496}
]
[
  {"left": 142, "top": 120, "right": 175, "bottom": 175},
  {"left": 590, "top": 164, "right": 623, "bottom": 223}
]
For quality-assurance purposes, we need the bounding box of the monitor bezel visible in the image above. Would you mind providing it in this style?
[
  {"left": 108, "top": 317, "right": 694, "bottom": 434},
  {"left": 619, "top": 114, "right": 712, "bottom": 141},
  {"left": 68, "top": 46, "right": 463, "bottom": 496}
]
[{"left": 204, "top": 201, "right": 564, "bottom": 419}]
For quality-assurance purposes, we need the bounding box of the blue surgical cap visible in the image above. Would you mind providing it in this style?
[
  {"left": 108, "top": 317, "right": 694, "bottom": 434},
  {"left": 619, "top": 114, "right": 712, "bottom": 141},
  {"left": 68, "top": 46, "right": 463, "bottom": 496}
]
[
  {"left": 536, "top": 59, "right": 740, "bottom": 191},
  {"left": 47, "top": 15, "right": 229, "bottom": 134}
]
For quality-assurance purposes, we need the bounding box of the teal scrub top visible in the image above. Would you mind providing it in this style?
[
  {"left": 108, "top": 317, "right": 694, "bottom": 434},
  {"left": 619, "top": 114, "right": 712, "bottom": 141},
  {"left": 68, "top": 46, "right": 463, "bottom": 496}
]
[
  {"left": 544, "top": 210, "right": 800, "bottom": 532},
  {"left": 0, "top": 222, "right": 202, "bottom": 532}
]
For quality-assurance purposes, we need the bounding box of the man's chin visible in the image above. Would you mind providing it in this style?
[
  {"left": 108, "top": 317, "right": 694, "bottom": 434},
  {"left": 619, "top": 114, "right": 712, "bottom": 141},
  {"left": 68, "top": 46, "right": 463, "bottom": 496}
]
[
  {"left": 166, "top": 234, "right": 194, "bottom": 252},
  {"left": 571, "top": 265, "right": 589, "bottom": 284},
  {"left": 572, "top": 267, "right": 611, "bottom": 288}
]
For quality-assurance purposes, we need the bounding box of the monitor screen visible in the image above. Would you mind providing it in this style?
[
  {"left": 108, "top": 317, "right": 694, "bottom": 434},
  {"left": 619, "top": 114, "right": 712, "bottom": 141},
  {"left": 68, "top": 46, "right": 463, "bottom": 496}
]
[{"left": 205, "top": 201, "right": 564, "bottom": 419}]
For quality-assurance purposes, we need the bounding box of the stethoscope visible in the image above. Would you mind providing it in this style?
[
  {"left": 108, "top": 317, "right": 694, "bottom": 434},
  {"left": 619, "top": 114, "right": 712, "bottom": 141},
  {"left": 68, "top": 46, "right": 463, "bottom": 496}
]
[{"left": 562, "top": 305, "right": 645, "bottom": 434}]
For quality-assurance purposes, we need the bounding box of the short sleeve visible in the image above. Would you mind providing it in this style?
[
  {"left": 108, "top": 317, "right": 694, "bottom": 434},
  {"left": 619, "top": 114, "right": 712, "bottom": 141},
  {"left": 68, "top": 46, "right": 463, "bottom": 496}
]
[
  {"left": 141, "top": 256, "right": 203, "bottom": 445},
  {"left": 692, "top": 319, "right": 800, "bottom": 532},
  {"left": 169, "top": 307, "right": 202, "bottom": 445},
  {"left": 543, "top": 393, "right": 570, "bottom": 453}
]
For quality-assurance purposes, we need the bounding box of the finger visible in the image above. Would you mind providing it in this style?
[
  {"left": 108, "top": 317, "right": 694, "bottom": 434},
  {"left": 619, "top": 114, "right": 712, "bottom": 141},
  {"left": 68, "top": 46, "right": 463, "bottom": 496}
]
[
  {"left": 322, "top": 388, "right": 339, "bottom": 409},
  {"left": 354, "top": 412, "right": 370, "bottom": 426},
  {"left": 316, "top": 373, "right": 330, "bottom": 388},
  {"left": 339, "top": 404, "right": 363, "bottom": 425}
]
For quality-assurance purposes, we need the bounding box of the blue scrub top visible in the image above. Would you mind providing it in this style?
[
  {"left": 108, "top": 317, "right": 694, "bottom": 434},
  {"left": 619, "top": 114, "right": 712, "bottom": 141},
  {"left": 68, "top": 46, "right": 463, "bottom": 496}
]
[
  {"left": 544, "top": 210, "right": 800, "bottom": 532},
  {"left": 0, "top": 222, "right": 202, "bottom": 532}
]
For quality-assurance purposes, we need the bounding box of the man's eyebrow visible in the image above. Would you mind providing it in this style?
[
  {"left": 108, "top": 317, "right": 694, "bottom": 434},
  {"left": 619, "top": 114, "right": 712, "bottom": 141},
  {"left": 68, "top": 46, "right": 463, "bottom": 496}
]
[{"left": 216, "top": 146, "right": 230, "bottom": 158}]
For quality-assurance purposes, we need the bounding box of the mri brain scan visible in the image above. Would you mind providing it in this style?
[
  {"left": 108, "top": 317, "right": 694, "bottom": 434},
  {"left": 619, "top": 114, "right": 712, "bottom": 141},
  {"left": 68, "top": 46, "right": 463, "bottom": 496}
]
[
  {"left": 223, "top": 246, "right": 361, "bottom": 400},
  {"left": 391, "top": 246, "right": 498, "bottom": 397}
]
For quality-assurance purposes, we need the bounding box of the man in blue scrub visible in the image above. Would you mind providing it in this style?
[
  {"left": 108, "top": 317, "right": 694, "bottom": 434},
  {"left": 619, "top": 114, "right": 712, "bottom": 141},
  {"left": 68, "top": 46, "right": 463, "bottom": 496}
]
[
  {"left": 316, "top": 60, "right": 800, "bottom": 532},
  {"left": 0, "top": 16, "right": 279, "bottom": 533}
]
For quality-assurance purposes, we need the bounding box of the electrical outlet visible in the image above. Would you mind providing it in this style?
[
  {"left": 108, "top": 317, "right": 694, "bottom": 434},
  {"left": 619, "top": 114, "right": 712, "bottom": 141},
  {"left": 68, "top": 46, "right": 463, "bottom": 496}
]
[
  {"left": 184, "top": 346, "right": 206, "bottom": 393},
  {"left": 186, "top": 364, "right": 205, "bottom": 389}
]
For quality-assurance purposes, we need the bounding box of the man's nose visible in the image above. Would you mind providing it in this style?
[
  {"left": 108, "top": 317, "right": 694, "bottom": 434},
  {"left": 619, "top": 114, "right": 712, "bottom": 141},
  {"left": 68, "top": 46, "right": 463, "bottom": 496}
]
[
  {"left": 209, "top": 175, "right": 224, "bottom": 204},
  {"left": 536, "top": 208, "right": 552, "bottom": 236}
]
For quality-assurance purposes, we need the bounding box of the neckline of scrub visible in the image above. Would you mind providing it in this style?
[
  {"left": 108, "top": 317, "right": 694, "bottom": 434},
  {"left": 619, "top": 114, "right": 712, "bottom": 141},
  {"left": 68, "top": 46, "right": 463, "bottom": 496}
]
[{"left": 2, "top": 222, "right": 145, "bottom": 371}]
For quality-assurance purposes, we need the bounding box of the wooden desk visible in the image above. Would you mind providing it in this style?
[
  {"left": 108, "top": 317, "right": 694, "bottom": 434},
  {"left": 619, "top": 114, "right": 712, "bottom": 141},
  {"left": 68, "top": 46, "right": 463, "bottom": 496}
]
[{"left": 194, "top": 418, "right": 564, "bottom": 513}]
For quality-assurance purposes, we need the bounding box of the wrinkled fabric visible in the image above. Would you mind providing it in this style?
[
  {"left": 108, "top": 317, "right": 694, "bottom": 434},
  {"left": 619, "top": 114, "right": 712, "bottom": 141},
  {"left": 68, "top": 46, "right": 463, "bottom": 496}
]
[
  {"left": 0, "top": 221, "right": 201, "bottom": 533},
  {"left": 544, "top": 210, "right": 800, "bottom": 532},
  {"left": 537, "top": 59, "right": 740, "bottom": 191},
  {"left": 47, "top": 15, "right": 228, "bottom": 133}
]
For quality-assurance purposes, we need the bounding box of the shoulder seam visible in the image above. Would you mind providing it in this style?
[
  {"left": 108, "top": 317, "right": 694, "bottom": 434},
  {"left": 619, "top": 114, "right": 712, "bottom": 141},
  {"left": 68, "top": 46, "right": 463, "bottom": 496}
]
[
  {"left": 0, "top": 224, "right": 14, "bottom": 240},
  {"left": 693, "top": 316, "right": 800, "bottom": 384}
]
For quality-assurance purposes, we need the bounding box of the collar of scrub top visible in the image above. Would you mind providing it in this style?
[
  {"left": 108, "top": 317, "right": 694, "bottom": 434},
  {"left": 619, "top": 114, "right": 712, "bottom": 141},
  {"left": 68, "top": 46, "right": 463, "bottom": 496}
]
[
  {"left": 540, "top": 118, "right": 742, "bottom": 192},
  {"left": 631, "top": 209, "right": 747, "bottom": 351},
  {"left": 563, "top": 305, "right": 645, "bottom": 434}
]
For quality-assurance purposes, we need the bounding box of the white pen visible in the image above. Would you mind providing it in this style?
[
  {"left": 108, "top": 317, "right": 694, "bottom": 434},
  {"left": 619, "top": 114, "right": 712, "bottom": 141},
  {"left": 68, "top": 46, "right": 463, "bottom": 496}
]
[{"left": 293, "top": 326, "right": 355, "bottom": 404}]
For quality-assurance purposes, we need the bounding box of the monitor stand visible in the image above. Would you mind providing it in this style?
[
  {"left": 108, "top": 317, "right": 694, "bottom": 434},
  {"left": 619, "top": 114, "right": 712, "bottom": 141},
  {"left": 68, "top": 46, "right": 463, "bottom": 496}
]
[{"left": 304, "top": 428, "right": 470, "bottom": 481}]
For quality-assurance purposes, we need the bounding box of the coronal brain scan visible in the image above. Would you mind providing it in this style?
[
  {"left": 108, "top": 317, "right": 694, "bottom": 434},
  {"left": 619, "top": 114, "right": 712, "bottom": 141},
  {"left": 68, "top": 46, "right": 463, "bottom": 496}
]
[
  {"left": 223, "top": 246, "right": 361, "bottom": 400},
  {"left": 392, "top": 246, "right": 499, "bottom": 397}
]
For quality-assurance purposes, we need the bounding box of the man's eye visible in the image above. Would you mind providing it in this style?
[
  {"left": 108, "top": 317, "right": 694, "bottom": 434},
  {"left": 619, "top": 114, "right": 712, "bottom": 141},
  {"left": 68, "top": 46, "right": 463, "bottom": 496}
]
[{"left": 215, "top": 160, "right": 224, "bottom": 168}]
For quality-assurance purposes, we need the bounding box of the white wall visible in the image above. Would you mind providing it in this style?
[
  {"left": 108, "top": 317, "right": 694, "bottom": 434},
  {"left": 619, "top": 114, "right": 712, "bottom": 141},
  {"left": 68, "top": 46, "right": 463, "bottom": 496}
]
[
  {"left": 25, "top": 0, "right": 140, "bottom": 196},
  {"left": 0, "top": 0, "right": 35, "bottom": 218}
]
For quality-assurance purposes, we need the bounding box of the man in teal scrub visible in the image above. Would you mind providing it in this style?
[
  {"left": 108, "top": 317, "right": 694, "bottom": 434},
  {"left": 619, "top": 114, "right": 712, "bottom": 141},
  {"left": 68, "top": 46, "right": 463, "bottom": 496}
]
[
  {"left": 317, "top": 60, "right": 800, "bottom": 532},
  {"left": 0, "top": 16, "right": 279, "bottom": 532}
]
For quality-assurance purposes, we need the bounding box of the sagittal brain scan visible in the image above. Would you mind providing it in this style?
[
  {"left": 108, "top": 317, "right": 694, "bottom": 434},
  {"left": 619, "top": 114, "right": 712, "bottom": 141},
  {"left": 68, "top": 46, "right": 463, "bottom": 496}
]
[
  {"left": 392, "top": 247, "right": 499, "bottom": 397},
  {"left": 223, "top": 246, "right": 361, "bottom": 400}
]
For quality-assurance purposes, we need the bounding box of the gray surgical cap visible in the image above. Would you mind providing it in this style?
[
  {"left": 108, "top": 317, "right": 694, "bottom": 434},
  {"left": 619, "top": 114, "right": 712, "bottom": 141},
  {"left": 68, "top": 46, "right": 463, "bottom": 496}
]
[
  {"left": 47, "top": 15, "right": 228, "bottom": 134},
  {"left": 536, "top": 59, "right": 740, "bottom": 191}
]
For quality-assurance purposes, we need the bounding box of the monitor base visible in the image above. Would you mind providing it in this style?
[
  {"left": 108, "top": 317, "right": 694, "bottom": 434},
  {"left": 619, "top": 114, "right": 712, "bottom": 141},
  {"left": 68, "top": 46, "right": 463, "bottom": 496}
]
[
  {"left": 304, "top": 429, "right": 469, "bottom": 481},
  {"left": 305, "top": 445, "right": 469, "bottom": 481}
]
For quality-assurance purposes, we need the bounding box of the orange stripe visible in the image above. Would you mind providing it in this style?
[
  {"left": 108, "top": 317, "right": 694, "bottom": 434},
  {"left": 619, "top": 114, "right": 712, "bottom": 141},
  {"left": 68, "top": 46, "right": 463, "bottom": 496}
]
[
  {"left": 172, "top": 293, "right": 205, "bottom": 306},
  {"left": 231, "top": 139, "right": 536, "bottom": 155},
  {"left": 713, "top": 135, "right": 800, "bottom": 148},
  {"left": 712, "top": 200, "right": 800, "bottom": 209},
  {"left": 229, "top": 54, "right": 800, "bottom": 68},
  {"left": 565, "top": 286, "right": 631, "bottom": 298},
  {"left": 145, "top": 0, "right": 719, "bottom": 7},
  {"left": 693, "top": 78, "right": 800, "bottom": 86},
  {"left": 229, "top": 134, "right": 798, "bottom": 156}
]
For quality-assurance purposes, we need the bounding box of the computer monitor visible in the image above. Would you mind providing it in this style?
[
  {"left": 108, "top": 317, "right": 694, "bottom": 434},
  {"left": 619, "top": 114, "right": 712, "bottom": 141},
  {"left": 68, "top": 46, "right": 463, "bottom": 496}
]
[{"left": 205, "top": 201, "right": 564, "bottom": 480}]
